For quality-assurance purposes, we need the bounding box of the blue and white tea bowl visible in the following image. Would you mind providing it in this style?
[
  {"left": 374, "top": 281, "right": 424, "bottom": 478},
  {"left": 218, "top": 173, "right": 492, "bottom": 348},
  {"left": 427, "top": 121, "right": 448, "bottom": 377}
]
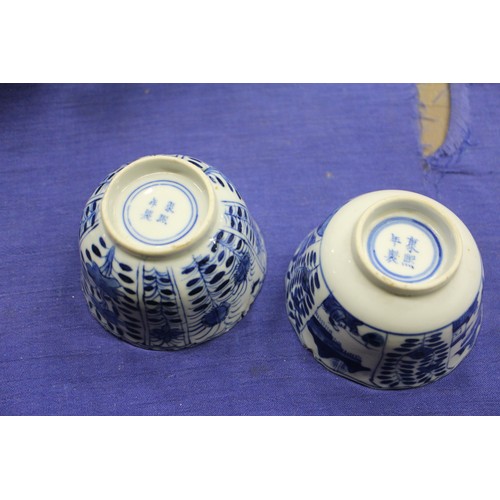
[
  {"left": 285, "top": 190, "right": 483, "bottom": 389},
  {"left": 80, "top": 155, "right": 266, "bottom": 350}
]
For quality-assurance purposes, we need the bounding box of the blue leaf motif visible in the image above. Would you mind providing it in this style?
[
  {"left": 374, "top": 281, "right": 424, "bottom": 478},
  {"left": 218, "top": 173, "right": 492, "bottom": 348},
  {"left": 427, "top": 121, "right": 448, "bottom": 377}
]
[
  {"left": 234, "top": 253, "right": 250, "bottom": 283},
  {"left": 140, "top": 266, "right": 187, "bottom": 348},
  {"left": 150, "top": 327, "right": 184, "bottom": 344},
  {"left": 203, "top": 303, "right": 229, "bottom": 327},
  {"left": 86, "top": 261, "right": 121, "bottom": 299},
  {"left": 361, "top": 332, "right": 385, "bottom": 348},
  {"left": 90, "top": 295, "right": 119, "bottom": 325}
]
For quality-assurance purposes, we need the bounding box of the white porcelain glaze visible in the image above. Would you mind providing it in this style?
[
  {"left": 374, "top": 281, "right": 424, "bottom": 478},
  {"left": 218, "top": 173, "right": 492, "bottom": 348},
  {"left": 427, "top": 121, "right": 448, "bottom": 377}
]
[
  {"left": 80, "top": 155, "right": 266, "bottom": 350},
  {"left": 286, "top": 190, "right": 483, "bottom": 389}
]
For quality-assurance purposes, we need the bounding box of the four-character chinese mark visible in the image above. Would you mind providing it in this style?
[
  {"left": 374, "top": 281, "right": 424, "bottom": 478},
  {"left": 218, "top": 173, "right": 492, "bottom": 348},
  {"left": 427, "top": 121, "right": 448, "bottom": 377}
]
[
  {"left": 141, "top": 197, "right": 175, "bottom": 225},
  {"left": 385, "top": 233, "right": 419, "bottom": 269}
]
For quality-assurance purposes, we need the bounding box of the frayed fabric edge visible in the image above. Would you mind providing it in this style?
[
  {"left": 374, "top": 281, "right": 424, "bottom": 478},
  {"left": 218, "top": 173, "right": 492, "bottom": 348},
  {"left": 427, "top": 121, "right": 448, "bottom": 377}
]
[{"left": 424, "top": 84, "right": 471, "bottom": 171}]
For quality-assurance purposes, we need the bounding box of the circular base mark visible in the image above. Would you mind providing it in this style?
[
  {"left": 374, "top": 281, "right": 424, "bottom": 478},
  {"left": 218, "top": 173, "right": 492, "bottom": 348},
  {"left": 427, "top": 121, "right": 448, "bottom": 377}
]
[
  {"left": 367, "top": 217, "right": 442, "bottom": 283},
  {"left": 122, "top": 180, "right": 198, "bottom": 246}
]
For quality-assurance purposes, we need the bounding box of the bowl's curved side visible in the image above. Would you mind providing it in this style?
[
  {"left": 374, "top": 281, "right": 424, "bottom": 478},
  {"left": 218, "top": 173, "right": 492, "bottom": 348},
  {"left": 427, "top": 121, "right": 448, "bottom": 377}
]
[
  {"left": 285, "top": 210, "right": 483, "bottom": 390},
  {"left": 79, "top": 155, "right": 266, "bottom": 350}
]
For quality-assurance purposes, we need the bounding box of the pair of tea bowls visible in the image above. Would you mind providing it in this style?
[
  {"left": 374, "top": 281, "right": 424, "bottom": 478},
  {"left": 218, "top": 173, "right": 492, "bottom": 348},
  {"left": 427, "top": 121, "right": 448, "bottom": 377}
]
[{"left": 80, "top": 155, "right": 483, "bottom": 389}]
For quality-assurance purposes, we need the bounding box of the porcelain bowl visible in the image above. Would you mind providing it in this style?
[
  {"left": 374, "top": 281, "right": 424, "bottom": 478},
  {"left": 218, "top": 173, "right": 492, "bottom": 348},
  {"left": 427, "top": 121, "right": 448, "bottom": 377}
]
[
  {"left": 80, "top": 155, "right": 266, "bottom": 350},
  {"left": 285, "top": 190, "right": 483, "bottom": 389}
]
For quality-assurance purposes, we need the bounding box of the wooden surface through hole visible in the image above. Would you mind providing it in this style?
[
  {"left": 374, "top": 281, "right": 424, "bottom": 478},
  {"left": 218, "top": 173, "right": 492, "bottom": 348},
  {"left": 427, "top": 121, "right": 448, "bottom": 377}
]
[{"left": 417, "top": 83, "right": 451, "bottom": 156}]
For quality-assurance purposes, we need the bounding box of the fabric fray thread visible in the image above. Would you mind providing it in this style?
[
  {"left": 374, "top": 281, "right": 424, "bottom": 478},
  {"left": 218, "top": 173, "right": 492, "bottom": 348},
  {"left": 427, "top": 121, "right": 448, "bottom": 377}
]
[{"left": 423, "top": 83, "right": 471, "bottom": 171}]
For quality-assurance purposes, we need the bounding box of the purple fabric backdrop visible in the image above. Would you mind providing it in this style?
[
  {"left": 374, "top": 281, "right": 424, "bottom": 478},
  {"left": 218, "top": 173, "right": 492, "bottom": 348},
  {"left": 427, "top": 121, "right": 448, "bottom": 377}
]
[{"left": 0, "top": 84, "right": 498, "bottom": 415}]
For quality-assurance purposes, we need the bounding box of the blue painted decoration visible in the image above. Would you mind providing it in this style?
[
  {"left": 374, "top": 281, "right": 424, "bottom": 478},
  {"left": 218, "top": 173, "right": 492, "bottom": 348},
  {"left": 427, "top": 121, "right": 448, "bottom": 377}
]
[
  {"left": 285, "top": 214, "right": 482, "bottom": 389},
  {"left": 80, "top": 156, "right": 266, "bottom": 350}
]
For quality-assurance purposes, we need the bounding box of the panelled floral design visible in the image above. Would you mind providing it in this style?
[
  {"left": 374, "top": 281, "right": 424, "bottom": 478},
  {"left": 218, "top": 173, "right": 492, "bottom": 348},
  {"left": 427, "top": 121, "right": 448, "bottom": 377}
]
[
  {"left": 81, "top": 236, "right": 143, "bottom": 344},
  {"left": 141, "top": 266, "right": 188, "bottom": 349},
  {"left": 80, "top": 156, "right": 266, "bottom": 350},
  {"left": 285, "top": 214, "right": 483, "bottom": 389},
  {"left": 180, "top": 227, "right": 258, "bottom": 344},
  {"left": 79, "top": 167, "right": 124, "bottom": 241},
  {"left": 286, "top": 213, "right": 332, "bottom": 334}
]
